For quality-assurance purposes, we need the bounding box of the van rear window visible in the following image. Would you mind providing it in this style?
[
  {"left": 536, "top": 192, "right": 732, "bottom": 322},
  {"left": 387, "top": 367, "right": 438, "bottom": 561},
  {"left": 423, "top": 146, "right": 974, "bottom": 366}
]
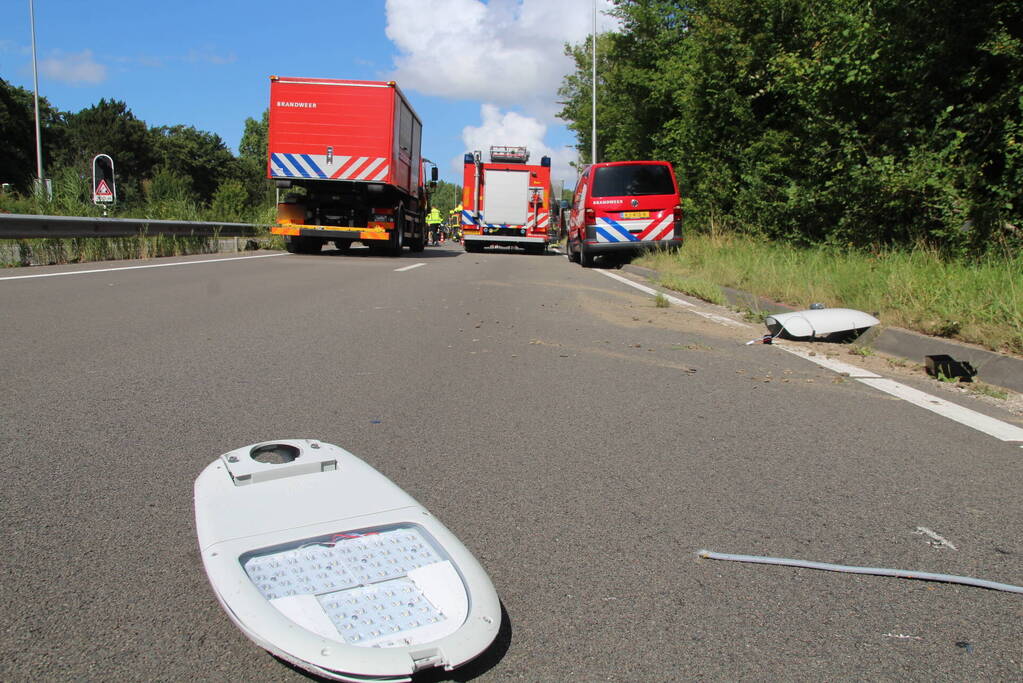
[{"left": 591, "top": 164, "right": 675, "bottom": 197}]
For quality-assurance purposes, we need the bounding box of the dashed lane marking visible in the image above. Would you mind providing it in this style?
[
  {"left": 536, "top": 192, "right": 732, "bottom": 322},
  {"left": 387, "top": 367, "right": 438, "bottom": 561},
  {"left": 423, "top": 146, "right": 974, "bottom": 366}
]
[{"left": 394, "top": 263, "right": 426, "bottom": 272}]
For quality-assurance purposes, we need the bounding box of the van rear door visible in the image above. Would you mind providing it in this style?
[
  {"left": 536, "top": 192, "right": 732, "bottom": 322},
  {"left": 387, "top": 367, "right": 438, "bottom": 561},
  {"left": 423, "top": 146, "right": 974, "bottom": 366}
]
[{"left": 590, "top": 163, "right": 679, "bottom": 243}]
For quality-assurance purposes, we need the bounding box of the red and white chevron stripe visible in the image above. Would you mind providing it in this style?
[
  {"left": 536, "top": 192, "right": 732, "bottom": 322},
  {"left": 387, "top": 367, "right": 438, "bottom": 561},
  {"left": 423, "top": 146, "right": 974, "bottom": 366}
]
[{"left": 329, "top": 156, "right": 390, "bottom": 181}]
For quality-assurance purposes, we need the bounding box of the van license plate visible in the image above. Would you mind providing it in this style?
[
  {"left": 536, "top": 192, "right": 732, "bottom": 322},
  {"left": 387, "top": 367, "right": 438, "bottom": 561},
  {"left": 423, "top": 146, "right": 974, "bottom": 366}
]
[{"left": 622, "top": 211, "right": 649, "bottom": 218}]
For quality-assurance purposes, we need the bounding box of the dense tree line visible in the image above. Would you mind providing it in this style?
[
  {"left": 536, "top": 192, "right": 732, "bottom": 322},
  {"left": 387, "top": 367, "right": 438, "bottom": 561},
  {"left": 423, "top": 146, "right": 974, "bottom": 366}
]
[
  {"left": 559, "top": 0, "right": 1022, "bottom": 254},
  {"left": 0, "top": 77, "right": 271, "bottom": 217}
]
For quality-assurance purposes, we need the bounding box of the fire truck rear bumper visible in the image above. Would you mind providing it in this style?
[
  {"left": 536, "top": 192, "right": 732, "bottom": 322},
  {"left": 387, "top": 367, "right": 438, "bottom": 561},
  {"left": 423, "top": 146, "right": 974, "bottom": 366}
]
[
  {"left": 463, "top": 234, "right": 546, "bottom": 244},
  {"left": 273, "top": 225, "right": 390, "bottom": 241}
]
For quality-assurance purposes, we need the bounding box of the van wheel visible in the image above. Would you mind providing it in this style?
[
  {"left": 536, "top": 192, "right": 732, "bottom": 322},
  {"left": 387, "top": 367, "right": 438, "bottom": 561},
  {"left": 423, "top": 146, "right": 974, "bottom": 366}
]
[
  {"left": 579, "top": 243, "right": 594, "bottom": 267},
  {"left": 567, "top": 239, "right": 579, "bottom": 262}
]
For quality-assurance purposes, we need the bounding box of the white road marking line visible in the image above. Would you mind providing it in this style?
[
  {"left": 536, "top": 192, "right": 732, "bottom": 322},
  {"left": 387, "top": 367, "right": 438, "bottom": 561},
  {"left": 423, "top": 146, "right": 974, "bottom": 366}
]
[
  {"left": 601, "top": 268, "right": 1023, "bottom": 444},
  {"left": 856, "top": 377, "right": 1023, "bottom": 442},
  {"left": 915, "top": 526, "right": 958, "bottom": 550},
  {"left": 598, "top": 270, "right": 750, "bottom": 328},
  {"left": 0, "top": 253, "right": 287, "bottom": 281},
  {"left": 394, "top": 262, "right": 426, "bottom": 272}
]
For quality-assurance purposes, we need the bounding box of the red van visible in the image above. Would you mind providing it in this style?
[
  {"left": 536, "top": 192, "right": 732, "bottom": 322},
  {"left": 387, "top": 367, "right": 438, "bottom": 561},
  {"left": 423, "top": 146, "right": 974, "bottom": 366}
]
[{"left": 566, "top": 161, "right": 683, "bottom": 267}]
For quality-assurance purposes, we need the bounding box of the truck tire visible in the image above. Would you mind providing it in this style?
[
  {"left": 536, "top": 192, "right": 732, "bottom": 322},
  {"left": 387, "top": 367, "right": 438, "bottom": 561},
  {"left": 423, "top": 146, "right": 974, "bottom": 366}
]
[
  {"left": 409, "top": 219, "right": 425, "bottom": 252},
  {"left": 389, "top": 208, "right": 405, "bottom": 256},
  {"left": 285, "top": 236, "right": 321, "bottom": 254},
  {"left": 334, "top": 240, "right": 353, "bottom": 252},
  {"left": 567, "top": 238, "right": 580, "bottom": 263}
]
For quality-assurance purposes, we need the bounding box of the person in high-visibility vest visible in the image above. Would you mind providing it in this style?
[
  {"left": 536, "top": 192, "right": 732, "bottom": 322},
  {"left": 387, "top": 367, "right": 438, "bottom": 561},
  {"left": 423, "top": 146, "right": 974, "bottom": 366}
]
[
  {"left": 447, "top": 204, "right": 463, "bottom": 243},
  {"left": 426, "top": 207, "right": 443, "bottom": 244}
]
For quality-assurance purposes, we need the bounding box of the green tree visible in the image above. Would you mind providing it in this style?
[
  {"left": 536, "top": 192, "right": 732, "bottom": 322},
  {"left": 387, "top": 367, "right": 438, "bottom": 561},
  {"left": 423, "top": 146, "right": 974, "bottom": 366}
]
[
  {"left": 239, "top": 110, "right": 269, "bottom": 164},
  {"left": 429, "top": 180, "right": 461, "bottom": 215},
  {"left": 210, "top": 178, "right": 249, "bottom": 221},
  {"left": 237, "top": 109, "right": 273, "bottom": 205},
  {"left": 151, "top": 124, "right": 240, "bottom": 205},
  {"left": 0, "top": 78, "right": 68, "bottom": 192},
  {"left": 558, "top": 0, "right": 1023, "bottom": 253},
  {"left": 60, "top": 99, "right": 155, "bottom": 202}
]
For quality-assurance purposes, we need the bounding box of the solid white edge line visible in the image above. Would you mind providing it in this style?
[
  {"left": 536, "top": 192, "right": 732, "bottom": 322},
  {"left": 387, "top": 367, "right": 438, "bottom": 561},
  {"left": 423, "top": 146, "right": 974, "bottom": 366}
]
[
  {"left": 598, "top": 270, "right": 750, "bottom": 328},
  {"left": 0, "top": 253, "right": 287, "bottom": 281},
  {"left": 855, "top": 377, "right": 1023, "bottom": 442},
  {"left": 394, "top": 262, "right": 426, "bottom": 272},
  {"left": 599, "top": 268, "right": 1023, "bottom": 444}
]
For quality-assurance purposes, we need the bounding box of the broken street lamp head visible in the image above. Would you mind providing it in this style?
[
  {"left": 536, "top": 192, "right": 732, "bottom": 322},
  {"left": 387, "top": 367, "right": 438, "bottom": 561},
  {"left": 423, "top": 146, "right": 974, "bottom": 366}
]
[
  {"left": 764, "top": 307, "right": 879, "bottom": 341},
  {"left": 194, "top": 440, "right": 501, "bottom": 682}
]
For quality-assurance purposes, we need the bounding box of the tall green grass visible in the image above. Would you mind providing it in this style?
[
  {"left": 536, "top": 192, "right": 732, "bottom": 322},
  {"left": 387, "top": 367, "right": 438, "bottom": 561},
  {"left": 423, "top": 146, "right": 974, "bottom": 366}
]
[{"left": 636, "top": 234, "right": 1023, "bottom": 355}]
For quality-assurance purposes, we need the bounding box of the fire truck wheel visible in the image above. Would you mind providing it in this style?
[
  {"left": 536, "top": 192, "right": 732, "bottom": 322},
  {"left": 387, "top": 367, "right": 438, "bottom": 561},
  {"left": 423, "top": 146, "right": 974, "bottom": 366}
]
[
  {"left": 335, "top": 240, "right": 353, "bottom": 252},
  {"left": 409, "top": 223, "right": 425, "bottom": 252},
  {"left": 579, "top": 242, "right": 595, "bottom": 268},
  {"left": 286, "top": 236, "right": 321, "bottom": 254},
  {"left": 389, "top": 209, "right": 405, "bottom": 256}
]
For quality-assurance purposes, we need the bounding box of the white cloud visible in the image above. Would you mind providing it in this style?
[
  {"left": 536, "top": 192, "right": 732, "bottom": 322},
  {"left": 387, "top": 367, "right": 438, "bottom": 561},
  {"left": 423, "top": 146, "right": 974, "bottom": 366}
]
[
  {"left": 458, "top": 104, "right": 579, "bottom": 187},
  {"left": 385, "top": 0, "right": 618, "bottom": 115},
  {"left": 386, "top": 0, "right": 614, "bottom": 187},
  {"left": 39, "top": 49, "right": 106, "bottom": 85}
]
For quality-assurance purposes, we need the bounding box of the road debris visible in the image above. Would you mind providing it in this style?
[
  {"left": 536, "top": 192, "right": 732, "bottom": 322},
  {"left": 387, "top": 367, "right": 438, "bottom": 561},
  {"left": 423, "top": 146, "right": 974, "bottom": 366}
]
[
  {"left": 764, "top": 307, "right": 879, "bottom": 340},
  {"left": 697, "top": 550, "right": 1023, "bottom": 594},
  {"left": 915, "top": 526, "right": 958, "bottom": 550}
]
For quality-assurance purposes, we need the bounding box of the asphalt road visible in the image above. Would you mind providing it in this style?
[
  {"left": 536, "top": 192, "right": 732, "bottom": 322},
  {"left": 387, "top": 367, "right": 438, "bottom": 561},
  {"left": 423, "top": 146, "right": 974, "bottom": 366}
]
[{"left": 1, "top": 245, "right": 1021, "bottom": 681}]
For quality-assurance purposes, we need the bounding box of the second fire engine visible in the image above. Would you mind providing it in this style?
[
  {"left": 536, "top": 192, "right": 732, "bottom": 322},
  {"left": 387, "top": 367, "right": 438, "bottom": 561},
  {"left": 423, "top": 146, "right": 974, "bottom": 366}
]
[{"left": 461, "top": 146, "right": 551, "bottom": 254}]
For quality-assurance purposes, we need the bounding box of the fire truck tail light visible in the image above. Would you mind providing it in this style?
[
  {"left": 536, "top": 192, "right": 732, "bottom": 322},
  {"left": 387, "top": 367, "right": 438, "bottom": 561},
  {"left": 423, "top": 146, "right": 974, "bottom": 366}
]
[
  {"left": 585, "top": 208, "right": 596, "bottom": 224},
  {"left": 674, "top": 205, "right": 683, "bottom": 222}
]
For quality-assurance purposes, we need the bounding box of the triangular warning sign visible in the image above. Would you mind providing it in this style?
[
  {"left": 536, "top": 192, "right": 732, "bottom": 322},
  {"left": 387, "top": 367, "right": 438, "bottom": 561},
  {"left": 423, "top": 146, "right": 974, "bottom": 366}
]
[{"left": 95, "top": 179, "right": 112, "bottom": 196}]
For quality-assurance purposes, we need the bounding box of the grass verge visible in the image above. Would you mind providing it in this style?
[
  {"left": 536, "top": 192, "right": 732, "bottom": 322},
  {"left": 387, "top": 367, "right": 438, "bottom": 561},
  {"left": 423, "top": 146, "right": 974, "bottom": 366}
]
[{"left": 635, "top": 233, "right": 1022, "bottom": 355}]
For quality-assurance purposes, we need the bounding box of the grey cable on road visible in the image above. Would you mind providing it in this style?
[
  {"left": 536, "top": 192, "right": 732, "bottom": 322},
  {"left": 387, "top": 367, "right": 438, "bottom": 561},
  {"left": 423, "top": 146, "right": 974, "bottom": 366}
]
[{"left": 699, "top": 549, "right": 1023, "bottom": 594}]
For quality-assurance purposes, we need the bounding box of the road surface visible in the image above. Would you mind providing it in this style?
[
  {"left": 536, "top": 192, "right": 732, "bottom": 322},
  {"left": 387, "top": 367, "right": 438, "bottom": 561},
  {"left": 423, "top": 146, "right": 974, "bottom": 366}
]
[{"left": 1, "top": 245, "right": 1021, "bottom": 680}]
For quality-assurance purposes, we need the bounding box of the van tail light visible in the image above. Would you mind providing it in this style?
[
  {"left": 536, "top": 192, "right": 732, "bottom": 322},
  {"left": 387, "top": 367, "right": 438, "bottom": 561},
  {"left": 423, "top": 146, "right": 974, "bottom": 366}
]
[
  {"left": 585, "top": 208, "right": 595, "bottom": 224},
  {"left": 673, "top": 205, "right": 684, "bottom": 237}
]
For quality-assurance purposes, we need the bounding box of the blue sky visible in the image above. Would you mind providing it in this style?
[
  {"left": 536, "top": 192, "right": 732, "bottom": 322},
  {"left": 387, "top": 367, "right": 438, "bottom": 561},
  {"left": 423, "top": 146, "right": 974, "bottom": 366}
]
[{"left": 1, "top": 0, "right": 618, "bottom": 186}]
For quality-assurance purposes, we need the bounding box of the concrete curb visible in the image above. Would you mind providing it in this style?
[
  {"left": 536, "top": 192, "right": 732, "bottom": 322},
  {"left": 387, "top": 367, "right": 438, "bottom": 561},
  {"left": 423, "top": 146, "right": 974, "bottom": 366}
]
[{"left": 622, "top": 263, "right": 1023, "bottom": 394}]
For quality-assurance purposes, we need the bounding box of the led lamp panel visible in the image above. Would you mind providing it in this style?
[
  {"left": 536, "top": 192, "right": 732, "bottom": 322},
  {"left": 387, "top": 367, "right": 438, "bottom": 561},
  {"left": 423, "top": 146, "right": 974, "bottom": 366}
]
[
  {"left": 240, "top": 526, "right": 465, "bottom": 648},
  {"left": 195, "top": 440, "right": 501, "bottom": 682}
]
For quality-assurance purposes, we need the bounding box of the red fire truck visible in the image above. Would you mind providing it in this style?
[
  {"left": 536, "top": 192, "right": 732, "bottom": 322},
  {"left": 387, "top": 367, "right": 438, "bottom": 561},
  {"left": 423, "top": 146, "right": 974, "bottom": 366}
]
[
  {"left": 460, "top": 146, "right": 551, "bottom": 254},
  {"left": 267, "top": 76, "right": 434, "bottom": 255}
]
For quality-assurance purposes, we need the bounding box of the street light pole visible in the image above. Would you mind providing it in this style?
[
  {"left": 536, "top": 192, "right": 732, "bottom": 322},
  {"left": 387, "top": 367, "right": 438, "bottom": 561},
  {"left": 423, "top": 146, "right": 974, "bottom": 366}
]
[
  {"left": 29, "top": 0, "right": 44, "bottom": 193},
  {"left": 591, "top": 0, "right": 597, "bottom": 165}
]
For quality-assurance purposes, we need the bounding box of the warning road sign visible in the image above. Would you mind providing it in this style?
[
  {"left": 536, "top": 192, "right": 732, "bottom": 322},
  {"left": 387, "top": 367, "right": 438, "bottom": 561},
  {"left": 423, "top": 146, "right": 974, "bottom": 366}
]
[{"left": 92, "top": 154, "right": 116, "bottom": 205}]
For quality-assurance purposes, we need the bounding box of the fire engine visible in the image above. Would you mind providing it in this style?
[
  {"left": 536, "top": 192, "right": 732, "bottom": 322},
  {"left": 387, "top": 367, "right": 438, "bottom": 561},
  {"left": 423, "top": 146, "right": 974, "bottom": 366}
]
[
  {"left": 267, "top": 76, "right": 434, "bottom": 255},
  {"left": 460, "top": 146, "right": 551, "bottom": 254}
]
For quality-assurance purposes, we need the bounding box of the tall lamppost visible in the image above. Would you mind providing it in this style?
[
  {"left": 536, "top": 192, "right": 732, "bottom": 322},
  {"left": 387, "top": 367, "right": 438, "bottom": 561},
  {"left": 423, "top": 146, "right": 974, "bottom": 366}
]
[
  {"left": 591, "top": 0, "right": 597, "bottom": 164},
  {"left": 29, "top": 0, "right": 44, "bottom": 193}
]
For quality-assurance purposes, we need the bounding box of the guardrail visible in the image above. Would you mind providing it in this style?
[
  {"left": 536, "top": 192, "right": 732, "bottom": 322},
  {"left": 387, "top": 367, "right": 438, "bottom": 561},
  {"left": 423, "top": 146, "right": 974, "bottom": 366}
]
[{"left": 0, "top": 213, "right": 265, "bottom": 239}]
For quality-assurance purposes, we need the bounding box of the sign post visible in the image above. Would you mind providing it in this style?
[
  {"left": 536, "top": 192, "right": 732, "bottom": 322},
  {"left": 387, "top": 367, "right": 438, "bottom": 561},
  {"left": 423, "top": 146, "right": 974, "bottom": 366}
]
[{"left": 92, "top": 154, "right": 116, "bottom": 209}]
